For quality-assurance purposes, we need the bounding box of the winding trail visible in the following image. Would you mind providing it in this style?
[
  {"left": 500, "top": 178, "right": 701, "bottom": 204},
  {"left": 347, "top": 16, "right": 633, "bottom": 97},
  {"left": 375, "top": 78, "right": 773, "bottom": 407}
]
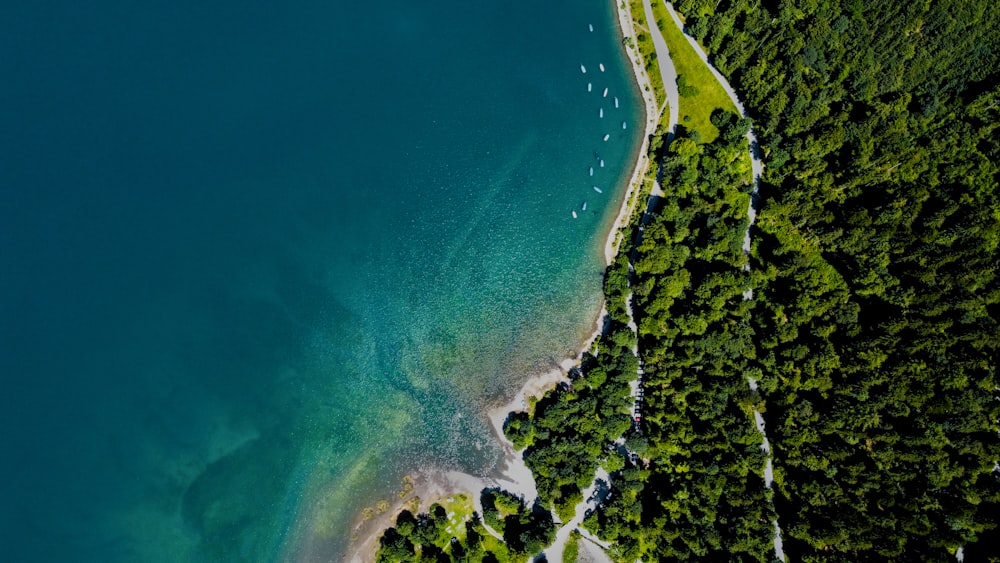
[
  {"left": 643, "top": 0, "right": 680, "bottom": 142},
  {"left": 661, "top": 2, "right": 763, "bottom": 260},
  {"left": 544, "top": 468, "right": 613, "bottom": 562},
  {"left": 661, "top": 2, "right": 781, "bottom": 559}
]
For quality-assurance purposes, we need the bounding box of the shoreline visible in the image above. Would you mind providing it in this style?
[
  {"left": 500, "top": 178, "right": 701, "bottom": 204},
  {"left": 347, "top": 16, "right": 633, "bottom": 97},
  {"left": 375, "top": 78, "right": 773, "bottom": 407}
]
[
  {"left": 342, "top": 314, "right": 605, "bottom": 563},
  {"left": 343, "top": 469, "right": 488, "bottom": 563},
  {"left": 344, "top": 0, "right": 658, "bottom": 559},
  {"left": 605, "top": 0, "right": 659, "bottom": 266}
]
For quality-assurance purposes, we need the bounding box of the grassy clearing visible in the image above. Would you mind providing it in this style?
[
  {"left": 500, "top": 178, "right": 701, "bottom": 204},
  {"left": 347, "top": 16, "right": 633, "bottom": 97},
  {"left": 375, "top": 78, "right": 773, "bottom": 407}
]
[
  {"left": 480, "top": 534, "right": 515, "bottom": 561},
  {"left": 562, "top": 530, "right": 581, "bottom": 563},
  {"left": 650, "top": 1, "right": 735, "bottom": 142},
  {"left": 438, "top": 494, "right": 473, "bottom": 545}
]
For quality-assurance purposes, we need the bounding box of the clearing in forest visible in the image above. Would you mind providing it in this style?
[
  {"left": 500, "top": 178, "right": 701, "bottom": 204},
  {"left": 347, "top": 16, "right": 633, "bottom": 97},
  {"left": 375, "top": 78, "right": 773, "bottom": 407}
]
[{"left": 651, "top": 2, "right": 736, "bottom": 142}]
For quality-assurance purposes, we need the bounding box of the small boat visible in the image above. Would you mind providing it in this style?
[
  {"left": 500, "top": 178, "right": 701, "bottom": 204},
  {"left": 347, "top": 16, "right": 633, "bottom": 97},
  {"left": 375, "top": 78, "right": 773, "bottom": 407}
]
[
  {"left": 580, "top": 64, "right": 587, "bottom": 74},
  {"left": 582, "top": 202, "right": 588, "bottom": 211},
  {"left": 614, "top": 96, "right": 619, "bottom": 108},
  {"left": 599, "top": 63, "right": 605, "bottom": 72},
  {"left": 600, "top": 159, "right": 605, "bottom": 168},
  {"left": 589, "top": 23, "right": 594, "bottom": 32},
  {"left": 593, "top": 186, "right": 603, "bottom": 193},
  {"left": 588, "top": 82, "right": 592, "bottom": 92},
  {"left": 589, "top": 166, "right": 594, "bottom": 176},
  {"left": 622, "top": 121, "right": 627, "bottom": 130},
  {"left": 599, "top": 108, "right": 604, "bottom": 118},
  {"left": 603, "top": 87, "right": 609, "bottom": 97},
  {"left": 603, "top": 133, "right": 610, "bottom": 141},
  {"left": 572, "top": 211, "right": 578, "bottom": 219}
]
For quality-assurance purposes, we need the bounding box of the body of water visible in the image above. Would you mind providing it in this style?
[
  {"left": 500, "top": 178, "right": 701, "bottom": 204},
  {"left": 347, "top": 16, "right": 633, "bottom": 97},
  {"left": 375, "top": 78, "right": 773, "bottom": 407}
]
[{"left": 0, "top": 1, "right": 641, "bottom": 560}]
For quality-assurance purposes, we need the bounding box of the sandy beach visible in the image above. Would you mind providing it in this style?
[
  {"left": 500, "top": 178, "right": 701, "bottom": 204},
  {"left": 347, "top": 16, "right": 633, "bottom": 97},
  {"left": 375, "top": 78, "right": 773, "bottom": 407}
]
[{"left": 344, "top": 1, "right": 659, "bottom": 559}]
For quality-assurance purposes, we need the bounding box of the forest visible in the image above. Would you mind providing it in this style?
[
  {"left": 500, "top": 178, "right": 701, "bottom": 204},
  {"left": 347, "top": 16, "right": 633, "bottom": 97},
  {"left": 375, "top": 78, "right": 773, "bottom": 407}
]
[
  {"left": 580, "top": 111, "right": 777, "bottom": 562},
  {"left": 375, "top": 0, "right": 999, "bottom": 561},
  {"left": 672, "top": 0, "right": 1000, "bottom": 559}
]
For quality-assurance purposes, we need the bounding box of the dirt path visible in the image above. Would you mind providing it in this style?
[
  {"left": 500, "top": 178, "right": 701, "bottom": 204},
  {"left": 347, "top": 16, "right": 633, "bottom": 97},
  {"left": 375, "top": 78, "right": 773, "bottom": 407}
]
[
  {"left": 660, "top": 3, "right": 782, "bottom": 559},
  {"left": 661, "top": 1, "right": 763, "bottom": 255},
  {"left": 544, "top": 468, "right": 612, "bottom": 561}
]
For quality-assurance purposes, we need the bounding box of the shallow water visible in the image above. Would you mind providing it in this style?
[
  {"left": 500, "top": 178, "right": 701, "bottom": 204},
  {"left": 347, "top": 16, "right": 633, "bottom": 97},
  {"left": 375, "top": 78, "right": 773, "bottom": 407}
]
[{"left": 0, "top": 0, "right": 641, "bottom": 560}]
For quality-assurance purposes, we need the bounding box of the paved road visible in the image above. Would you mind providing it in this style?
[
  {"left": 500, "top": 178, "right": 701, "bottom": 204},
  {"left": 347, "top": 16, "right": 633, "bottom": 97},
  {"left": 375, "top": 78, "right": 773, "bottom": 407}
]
[
  {"left": 642, "top": 0, "right": 680, "bottom": 141},
  {"left": 542, "top": 6, "right": 680, "bottom": 561},
  {"left": 559, "top": 5, "right": 781, "bottom": 561},
  {"left": 544, "top": 468, "right": 612, "bottom": 561},
  {"left": 622, "top": 0, "right": 687, "bottom": 435}
]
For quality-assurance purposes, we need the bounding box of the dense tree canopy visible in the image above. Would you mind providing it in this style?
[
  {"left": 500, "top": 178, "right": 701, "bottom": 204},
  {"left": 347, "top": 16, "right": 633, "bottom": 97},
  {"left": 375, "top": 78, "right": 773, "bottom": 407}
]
[
  {"left": 673, "top": 0, "right": 1000, "bottom": 560},
  {"left": 582, "top": 116, "right": 775, "bottom": 562}
]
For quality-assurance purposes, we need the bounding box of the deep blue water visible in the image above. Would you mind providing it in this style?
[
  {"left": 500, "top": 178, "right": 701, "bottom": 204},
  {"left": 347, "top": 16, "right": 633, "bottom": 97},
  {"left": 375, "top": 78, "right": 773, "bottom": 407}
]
[{"left": 0, "top": 1, "right": 641, "bottom": 560}]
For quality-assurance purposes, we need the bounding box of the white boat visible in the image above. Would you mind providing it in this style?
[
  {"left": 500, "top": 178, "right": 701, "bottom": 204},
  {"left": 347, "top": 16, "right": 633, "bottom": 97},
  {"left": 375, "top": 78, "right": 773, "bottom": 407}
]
[
  {"left": 589, "top": 166, "right": 594, "bottom": 176},
  {"left": 599, "top": 108, "right": 604, "bottom": 118},
  {"left": 582, "top": 202, "right": 588, "bottom": 211},
  {"left": 603, "top": 133, "right": 610, "bottom": 141},
  {"left": 588, "top": 82, "right": 592, "bottom": 92},
  {"left": 614, "top": 96, "right": 619, "bottom": 108},
  {"left": 593, "top": 186, "right": 603, "bottom": 193},
  {"left": 580, "top": 64, "right": 586, "bottom": 74},
  {"left": 622, "top": 121, "right": 627, "bottom": 129},
  {"left": 589, "top": 23, "right": 594, "bottom": 32},
  {"left": 572, "top": 211, "right": 578, "bottom": 219},
  {"left": 599, "top": 63, "right": 605, "bottom": 72},
  {"left": 600, "top": 159, "right": 605, "bottom": 168},
  {"left": 603, "top": 87, "right": 608, "bottom": 97}
]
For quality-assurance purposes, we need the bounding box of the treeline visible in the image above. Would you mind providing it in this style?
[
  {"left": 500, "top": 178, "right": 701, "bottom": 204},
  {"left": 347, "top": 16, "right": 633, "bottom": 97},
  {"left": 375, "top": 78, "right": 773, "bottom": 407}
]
[{"left": 670, "top": 0, "right": 1000, "bottom": 560}]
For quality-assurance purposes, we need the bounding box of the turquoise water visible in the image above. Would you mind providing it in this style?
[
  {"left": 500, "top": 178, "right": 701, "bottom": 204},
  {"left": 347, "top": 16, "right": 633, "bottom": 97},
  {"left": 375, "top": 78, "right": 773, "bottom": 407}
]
[{"left": 0, "top": 1, "right": 640, "bottom": 560}]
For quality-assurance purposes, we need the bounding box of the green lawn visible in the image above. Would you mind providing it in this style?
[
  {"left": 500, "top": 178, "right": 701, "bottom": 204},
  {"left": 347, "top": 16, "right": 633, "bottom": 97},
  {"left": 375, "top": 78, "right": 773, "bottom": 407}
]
[
  {"left": 650, "top": 1, "right": 736, "bottom": 142},
  {"left": 438, "top": 494, "right": 473, "bottom": 546}
]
